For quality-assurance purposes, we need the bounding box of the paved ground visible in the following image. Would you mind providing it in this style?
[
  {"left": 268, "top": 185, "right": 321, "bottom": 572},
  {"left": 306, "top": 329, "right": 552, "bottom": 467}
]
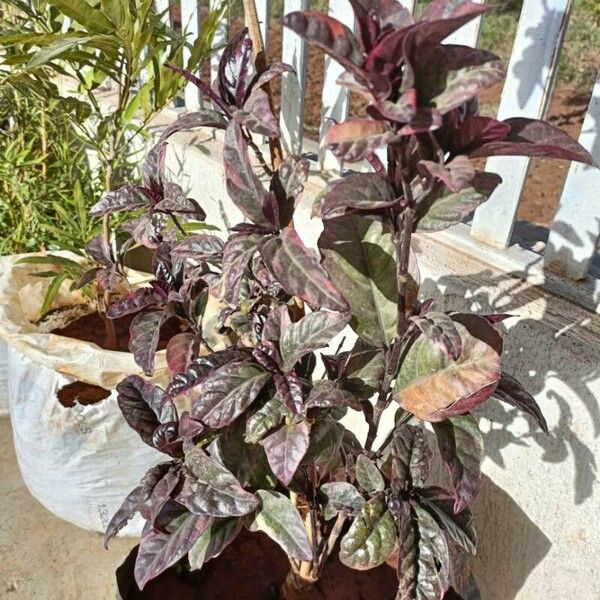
[{"left": 0, "top": 416, "right": 135, "bottom": 599}]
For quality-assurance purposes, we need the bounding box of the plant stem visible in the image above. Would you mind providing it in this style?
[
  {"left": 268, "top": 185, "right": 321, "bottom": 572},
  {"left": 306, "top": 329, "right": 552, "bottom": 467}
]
[{"left": 365, "top": 144, "right": 415, "bottom": 451}]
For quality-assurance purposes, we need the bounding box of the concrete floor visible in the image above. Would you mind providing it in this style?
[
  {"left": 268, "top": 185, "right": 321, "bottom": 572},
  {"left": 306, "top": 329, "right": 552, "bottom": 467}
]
[{"left": 0, "top": 416, "right": 135, "bottom": 599}]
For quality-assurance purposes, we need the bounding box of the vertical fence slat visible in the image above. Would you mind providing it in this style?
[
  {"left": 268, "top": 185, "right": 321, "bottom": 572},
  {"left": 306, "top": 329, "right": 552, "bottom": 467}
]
[
  {"left": 254, "top": 0, "right": 270, "bottom": 50},
  {"left": 181, "top": 0, "right": 202, "bottom": 110},
  {"left": 211, "top": 0, "right": 228, "bottom": 86},
  {"left": 399, "top": 0, "right": 416, "bottom": 12},
  {"left": 444, "top": 0, "right": 483, "bottom": 46},
  {"left": 470, "top": 0, "right": 574, "bottom": 249},
  {"left": 155, "top": 0, "right": 171, "bottom": 27},
  {"left": 318, "top": 0, "right": 355, "bottom": 171},
  {"left": 280, "top": 0, "right": 309, "bottom": 155},
  {"left": 544, "top": 74, "right": 600, "bottom": 280}
]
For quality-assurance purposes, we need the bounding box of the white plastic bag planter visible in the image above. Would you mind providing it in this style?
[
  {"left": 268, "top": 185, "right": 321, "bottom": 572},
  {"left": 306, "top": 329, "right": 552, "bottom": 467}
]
[
  {"left": 7, "top": 345, "right": 164, "bottom": 534},
  {"left": 0, "top": 340, "right": 7, "bottom": 414},
  {"left": 0, "top": 254, "right": 168, "bottom": 535}
]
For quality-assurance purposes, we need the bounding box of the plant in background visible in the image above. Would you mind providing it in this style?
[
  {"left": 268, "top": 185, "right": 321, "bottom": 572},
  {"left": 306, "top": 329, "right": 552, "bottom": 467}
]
[
  {"left": 1, "top": 0, "right": 223, "bottom": 343},
  {"left": 103, "top": 1, "right": 594, "bottom": 598}
]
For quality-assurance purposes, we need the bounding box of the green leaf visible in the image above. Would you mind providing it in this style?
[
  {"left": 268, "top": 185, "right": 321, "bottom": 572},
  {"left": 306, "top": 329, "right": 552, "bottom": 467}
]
[
  {"left": 182, "top": 446, "right": 259, "bottom": 518},
  {"left": 188, "top": 517, "right": 242, "bottom": 570},
  {"left": 432, "top": 415, "right": 484, "bottom": 513},
  {"left": 319, "top": 214, "right": 397, "bottom": 347},
  {"left": 393, "top": 320, "right": 501, "bottom": 421},
  {"left": 191, "top": 362, "right": 271, "bottom": 429},
  {"left": 321, "top": 482, "right": 365, "bottom": 520},
  {"left": 339, "top": 496, "right": 396, "bottom": 570},
  {"left": 355, "top": 454, "right": 385, "bottom": 493},
  {"left": 40, "top": 271, "right": 69, "bottom": 316},
  {"left": 247, "top": 490, "right": 313, "bottom": 561},
  {"left": 279, "top": 310, "right": 350, "bottom": 372},
  {"left": 245, "top": 395, "right": 287, "bottom": 444},
  {"left": 18, "top": 254, "right": 81, "bottom": 268},
  {"left": 47, "top": 0, "right": 115, "bottom": 34}
]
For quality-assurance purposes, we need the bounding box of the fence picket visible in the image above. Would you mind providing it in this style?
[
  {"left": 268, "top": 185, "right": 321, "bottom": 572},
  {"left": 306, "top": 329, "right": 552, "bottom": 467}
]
[
  {"left": 280, "top": 0, "right": 309, "bottom": 155},
  {"left": 318, "top": 0, "right": 355, "bottom": 172},
  {"left": 470, "top": 0, "right": 574, "bottom": 249},
  {"left": 181, "top": 0, "right": 202, "bottom": 110},
  {"left": 211, "top": 0, "right": 229, "bottom": 86},
  {"left": 544, "top": 73, "right": 600, "bottom": 280},
  {"left": 154, "top": 0, "right": 171, "bottom": 27},
  {"left": 254, "top": 0, "right": 270, "bottom": 50}
]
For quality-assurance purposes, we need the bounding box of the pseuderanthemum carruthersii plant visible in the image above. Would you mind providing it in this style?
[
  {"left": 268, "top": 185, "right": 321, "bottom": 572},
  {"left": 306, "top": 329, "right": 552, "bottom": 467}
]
[{"left": 101, "top": 1, "right": 595, "bottom": 598}]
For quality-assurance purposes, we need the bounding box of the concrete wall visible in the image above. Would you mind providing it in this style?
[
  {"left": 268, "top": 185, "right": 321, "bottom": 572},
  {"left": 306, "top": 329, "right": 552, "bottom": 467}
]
[{"left": 161, "top": 119, "right": 600, "bottom": 600}]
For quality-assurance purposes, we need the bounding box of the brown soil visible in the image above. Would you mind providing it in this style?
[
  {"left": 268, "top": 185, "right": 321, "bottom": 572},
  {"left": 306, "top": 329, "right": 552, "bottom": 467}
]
[
  {"left": 57, "top": 381, "right": 111, "bottom": 407},
  {"left": 51, "top": 311, "right": 181, "bottom": 352},
  {"left": 119, "top": 530, "right": 398, "bottom": 600}
]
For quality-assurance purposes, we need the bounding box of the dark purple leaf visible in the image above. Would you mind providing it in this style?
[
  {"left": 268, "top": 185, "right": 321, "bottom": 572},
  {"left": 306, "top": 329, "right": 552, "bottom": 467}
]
[
  {"left": 86, "top": 233, "right": 113, "bottom": 267},
  {"left": 280, "top": 11, "right": 364, "bottom": 73},
  {"left": 261, "top": 228, "right": 349, "bottom": 313},
  {"left": 262, "top": 304, "right": 292, "bottom": 342},
  {"left": 162, "top": 348, "right": 251, "bottom": 402},
  {"left": 107, "top": 287, "right": 161, "bottom": 319},
  {"left": 305, "top": 380, "right": 362, "bottom": 410},
  {"left": 372, "top": 88, "right": 417, "bottom": 123},
  {"left": 129, "top": 310, "right": 167, "bottom": 376},
  {"left": 494, "top": 371, "right": 548, "bottom": 433},
  {"left": 260, "top": 418, "right": 311, "bottom": 485},
  {"left": 418, "top": 156, "right": 475, "bottom": 193},
  {"left": 451, "top": 116, "right": 511, "bottom": 155},
  {"left": 104, "top": 485, "right": 143, "bottom": 548},
  {"left": 166, "top": 332, "right": 197, "bottom": 376},
  {"left": 410, "top": 312, "right": 463, "bottom": 360},
  {"left": 413, "top": 1, "right": 490, "bottom": 43},
  {"left": 271, "top": 156, "right": 310, "bottom": 228},
  {"left": 155, "top": 182, "right": 206, "bottom": 219},
  {"left": 432, "top": 414, "right": 484, "bottom": 513},
  {"left": 244, "top": 63, "right": 295, "bottom": 101},
  {"left": 178, "top": 411, "right": 205, "bottom": 439},
  {"left": 142, "top": 142, "right": 166, "bottom": 190},
  {"left": 218, "top": 27, "right": 253, "bottom": 107},
  {"left": 191, "top": 361, "right": 270, "bottom": 428},
  {"left": 324, "top": 119, "right": 401, "bottom": 162},
  {"left": 157, "top": 109, "right": 228, "bottom": 143},
  {"left": 396, "top": 505, "right": 450, "bottom": 598},
  {"left": 116, "top": 375, "right": 163, "bottom": 447},
  {"left": 389, "top": 423, "right": 432, "bottom": 489},
  {"left": 134, "top": 512, "right": 212, "bottom": 590},
  {"left": 279, "top": 310, "right": 350, "bottom": 372},
  {"left": 180, "top": 446, "right": 259, "bottom": 518},
  {"left": 223, "top": 121, "right": 277, "bottom": 227},
  {"left": 171, "top": 234, "right": 224, "bottom": 261},
  {"left": 222, "top": 234, "right": 260, "bottom": 305},
  {"left": 340, "top": 340, "right": 385, "bottom": 400},
  {"left": 233, "top": 87, "right": 280, "bottom": 137},
  {"left": 316, "top": 172, "right": 397, "bottom": 219},
  {"left": 415, "top": 171, "right": 502, "bottom": 232},
  {"left": 89, "top": 186, "right": 149, "bottom": 217},
  {"left": 188, "top": 517, "right": 243, "bottom": 570},
  {"left": 75, "top": 267, "right": 101, "bottom": 290},
  {"left": 123, "top": 214, "right": 163, "bottom": 249},
  {"left": 469, "top": 118, "right": 595, "bottom": 164}
]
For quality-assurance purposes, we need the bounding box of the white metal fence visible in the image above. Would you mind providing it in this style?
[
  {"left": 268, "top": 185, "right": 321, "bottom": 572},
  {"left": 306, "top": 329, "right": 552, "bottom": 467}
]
[{"left": 164, "top": 0, "right": 600, "bottom": 307}]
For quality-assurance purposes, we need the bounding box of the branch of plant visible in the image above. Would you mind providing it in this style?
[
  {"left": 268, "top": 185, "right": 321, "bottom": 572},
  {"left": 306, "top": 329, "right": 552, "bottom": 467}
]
[{"left": 365, "top": 144, "right": 415, "bottom": 452}]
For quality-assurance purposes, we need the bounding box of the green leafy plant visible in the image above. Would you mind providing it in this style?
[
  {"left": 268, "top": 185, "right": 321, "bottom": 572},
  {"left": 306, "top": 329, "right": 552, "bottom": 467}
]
[
  {"left": 101, "top": 1, "right": 596, "bottom": 598},
  {"left": 1, "top": 0, "right": 224, "bottom": 339}
]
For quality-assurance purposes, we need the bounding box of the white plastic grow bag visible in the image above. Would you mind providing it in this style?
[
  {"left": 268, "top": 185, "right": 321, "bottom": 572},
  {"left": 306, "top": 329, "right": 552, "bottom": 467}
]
[
  {"left": 0, "top": 340, "right": 7, "bottom": 414},
  {"left": 7, "top": 345, "right": 163, "bottom": 534},
  {"left": 0, "top": 254, "right": 168, "bottom": 534}
]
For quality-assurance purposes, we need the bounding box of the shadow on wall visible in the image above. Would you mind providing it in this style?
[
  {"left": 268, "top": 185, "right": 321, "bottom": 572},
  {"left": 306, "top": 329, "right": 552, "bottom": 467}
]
[
  {"left": 419, "top": 251, "right": 599, "bottom": 598},
  {"left": 473, "top": 475, "right": 552, "bottom": 600}
]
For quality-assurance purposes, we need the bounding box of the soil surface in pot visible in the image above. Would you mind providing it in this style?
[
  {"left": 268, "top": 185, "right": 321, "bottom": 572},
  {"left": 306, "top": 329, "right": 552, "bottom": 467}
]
[
  {"left": 57, "top": 381, "right": 111, "bottom": 407},
  {"left": 121, "top": 530, "right": 398, "bottom": 599},
  {"left": 51, "top": 312, "right": 181, "bottom": 352}
]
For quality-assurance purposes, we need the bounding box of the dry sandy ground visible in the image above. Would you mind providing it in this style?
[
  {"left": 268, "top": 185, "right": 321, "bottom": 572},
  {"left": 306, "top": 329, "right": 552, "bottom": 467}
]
[{"left": 0, "top": 416, "right": 134, "bottom": 599}]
